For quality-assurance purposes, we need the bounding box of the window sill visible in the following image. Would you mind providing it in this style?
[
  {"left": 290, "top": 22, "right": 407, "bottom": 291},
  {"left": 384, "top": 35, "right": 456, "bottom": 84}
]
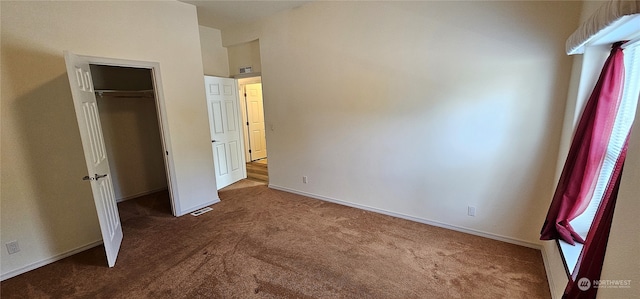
[{"left": 558, "top": 239, "right": 584, "bottom": 278}]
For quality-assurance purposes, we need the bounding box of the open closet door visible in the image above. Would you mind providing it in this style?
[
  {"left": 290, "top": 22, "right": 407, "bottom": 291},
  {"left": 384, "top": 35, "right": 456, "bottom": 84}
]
[{"left": 64, "top": 51, "right": 122, "bottom": 267}]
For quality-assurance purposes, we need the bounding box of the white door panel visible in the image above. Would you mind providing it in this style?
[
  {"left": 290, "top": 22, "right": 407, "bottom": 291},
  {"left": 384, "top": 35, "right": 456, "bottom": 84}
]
[
  {"left": 205, "top": 76, "right": 246, "bottom": 189},
  {"left": 215, "top": 143, "right": 228, "bottom": 176},
  {"left": 64, "top": 51, "right": 122, "bottom": 267},
  {"left": 246, "top": 83, "right": 267, "bottom": 161}
]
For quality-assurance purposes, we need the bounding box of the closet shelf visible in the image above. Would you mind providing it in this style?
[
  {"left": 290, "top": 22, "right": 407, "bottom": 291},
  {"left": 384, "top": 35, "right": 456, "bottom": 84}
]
[{"left": 95, "top": 89, "right": 154, "bottom": 99}]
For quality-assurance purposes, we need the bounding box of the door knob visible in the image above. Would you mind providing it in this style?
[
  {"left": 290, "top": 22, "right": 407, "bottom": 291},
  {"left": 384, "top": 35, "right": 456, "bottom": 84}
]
[{"left": 83, "top": 174, "right": 108, "bottom": 181}]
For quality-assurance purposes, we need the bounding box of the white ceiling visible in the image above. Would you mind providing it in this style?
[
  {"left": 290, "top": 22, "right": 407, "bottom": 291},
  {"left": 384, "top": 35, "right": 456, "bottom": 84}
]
[{"left": 181, "top": 1, "right": 312, "bottom": 29}]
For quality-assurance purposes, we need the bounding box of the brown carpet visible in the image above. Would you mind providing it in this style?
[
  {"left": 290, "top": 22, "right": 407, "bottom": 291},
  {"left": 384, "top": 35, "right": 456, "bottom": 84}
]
[{"left": 1, "top": 181, "right": 551, "bottom": 298}]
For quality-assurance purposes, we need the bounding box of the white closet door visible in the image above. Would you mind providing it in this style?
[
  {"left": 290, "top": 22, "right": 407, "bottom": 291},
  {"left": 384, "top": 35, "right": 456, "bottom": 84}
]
[{"left": 64, "top": 51, "right": 123, "bottom": 267}]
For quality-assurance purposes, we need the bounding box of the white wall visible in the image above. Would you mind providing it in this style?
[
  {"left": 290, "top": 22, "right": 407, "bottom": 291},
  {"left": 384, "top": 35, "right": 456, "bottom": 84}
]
[
  {"left": 199, "top": 25, "right": 230, "bottom": 77},
  {"left": 1, "top": 1, "right": 217, "bottom": 278},
  {"left": 222, "top": 1, "right": 581, "bottom": 246}
]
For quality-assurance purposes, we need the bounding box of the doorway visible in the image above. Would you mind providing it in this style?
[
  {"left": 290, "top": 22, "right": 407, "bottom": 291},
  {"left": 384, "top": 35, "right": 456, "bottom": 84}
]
[
  {"left": 64, "top": 51, "right": 179, "bottom": 266},
  {"left": 91, "top": 65, "right": 172, "bottom": 207},
  {"left": 237, "top": 76, "right": 268, "bottom": 183}
]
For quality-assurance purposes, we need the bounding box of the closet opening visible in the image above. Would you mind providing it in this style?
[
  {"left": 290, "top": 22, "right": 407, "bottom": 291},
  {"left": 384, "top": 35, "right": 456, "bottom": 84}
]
[{"left": 90, "top": 64, "right": 173, "bottom": 214}]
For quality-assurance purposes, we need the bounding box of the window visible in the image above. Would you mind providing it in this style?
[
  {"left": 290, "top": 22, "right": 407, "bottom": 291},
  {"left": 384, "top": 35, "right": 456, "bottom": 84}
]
[{"left": 558, "top": 41, "right": 640, "bottom": 276}]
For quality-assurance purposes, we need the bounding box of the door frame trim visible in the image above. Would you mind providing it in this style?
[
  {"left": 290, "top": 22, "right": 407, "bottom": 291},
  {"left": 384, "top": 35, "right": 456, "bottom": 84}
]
[
  {"left": 236, "top": 76, "right": 263, "bottom": 162},
  {"left": 78, "top": 54, "right": 180, "bottom": 215}
]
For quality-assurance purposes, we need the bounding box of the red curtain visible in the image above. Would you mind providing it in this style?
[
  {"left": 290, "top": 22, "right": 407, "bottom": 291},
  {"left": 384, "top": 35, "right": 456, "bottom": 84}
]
[
  {"left": 540, "top": 42, "right": 625, "bottom": 245},
  {"left": 563, "top": 137, "right": 628, "bottom": 298}
]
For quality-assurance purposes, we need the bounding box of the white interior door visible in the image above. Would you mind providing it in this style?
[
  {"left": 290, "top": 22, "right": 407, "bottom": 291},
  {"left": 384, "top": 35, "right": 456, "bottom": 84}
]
[
  {"left": 246, "top": 83, "right": 267, "bottom": 161},
  {"left": 64, "top": 51, "right": 122, "bottom": 267},
  {"left": 205, "top": 76, "right": 246, "bottom": 190}
]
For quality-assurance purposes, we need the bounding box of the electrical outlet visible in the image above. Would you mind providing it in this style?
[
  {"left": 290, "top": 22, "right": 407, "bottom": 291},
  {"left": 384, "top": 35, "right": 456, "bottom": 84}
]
[
  {"left": 302, "top": 176, "right": 308, "bottom": 184},
  {"left": 468, "top": 206, "right": 476, "bottom": 217},
  {"left": 6, "top": 241, "right": 20, "bottom": 254}
]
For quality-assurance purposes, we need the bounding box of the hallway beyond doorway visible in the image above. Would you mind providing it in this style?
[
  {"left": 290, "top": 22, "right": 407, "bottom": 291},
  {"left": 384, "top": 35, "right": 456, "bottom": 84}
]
[{"left": 246, "top": 159, "right": 268, "bottom": 183}]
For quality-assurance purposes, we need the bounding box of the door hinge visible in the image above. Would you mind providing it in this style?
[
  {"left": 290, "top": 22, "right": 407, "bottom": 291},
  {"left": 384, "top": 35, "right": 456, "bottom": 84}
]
[
  {"left": 246, "top": 122, "right": 249, "bottom": 126},
  {"left": 166, "top": 151, "right": 169, "bottom": 155},
  {"left": 249, "top": 149, "right": 252, "bottom": 153}
]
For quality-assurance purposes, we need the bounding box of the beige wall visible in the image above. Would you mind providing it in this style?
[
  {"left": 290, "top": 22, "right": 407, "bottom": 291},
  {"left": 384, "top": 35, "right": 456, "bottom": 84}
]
[
  {"left": 1, "top": 1, "right": 217, "bottom": 278},
  {"left": 199, "top": 25, "right": 230, "bottom": 77},
  {"left": 98, "top": 94, "right": 168, "bottom": 201},
  {"left": 222, "top": 0, "right": 581, "bottom": 247},
  {"left": 228, "top": 40, "right": 262, "bottom": 77}
]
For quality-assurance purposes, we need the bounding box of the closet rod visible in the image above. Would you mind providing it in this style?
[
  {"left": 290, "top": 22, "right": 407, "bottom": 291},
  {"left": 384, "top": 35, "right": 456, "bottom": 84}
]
[{"left": 95, "top": 90, "right": 154, "bottom": 99}]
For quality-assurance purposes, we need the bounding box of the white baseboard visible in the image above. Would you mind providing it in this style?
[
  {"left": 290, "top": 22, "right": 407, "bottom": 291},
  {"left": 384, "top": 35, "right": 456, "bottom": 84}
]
[
  {"left": 269, "top": 184, "right": 541, "bottom": 250},
  {"left": 0, "top": 240, "right": 103, "bottom": 281},
  {"left": 116, "top": 187, "right": 169, "bottom": 203}
]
